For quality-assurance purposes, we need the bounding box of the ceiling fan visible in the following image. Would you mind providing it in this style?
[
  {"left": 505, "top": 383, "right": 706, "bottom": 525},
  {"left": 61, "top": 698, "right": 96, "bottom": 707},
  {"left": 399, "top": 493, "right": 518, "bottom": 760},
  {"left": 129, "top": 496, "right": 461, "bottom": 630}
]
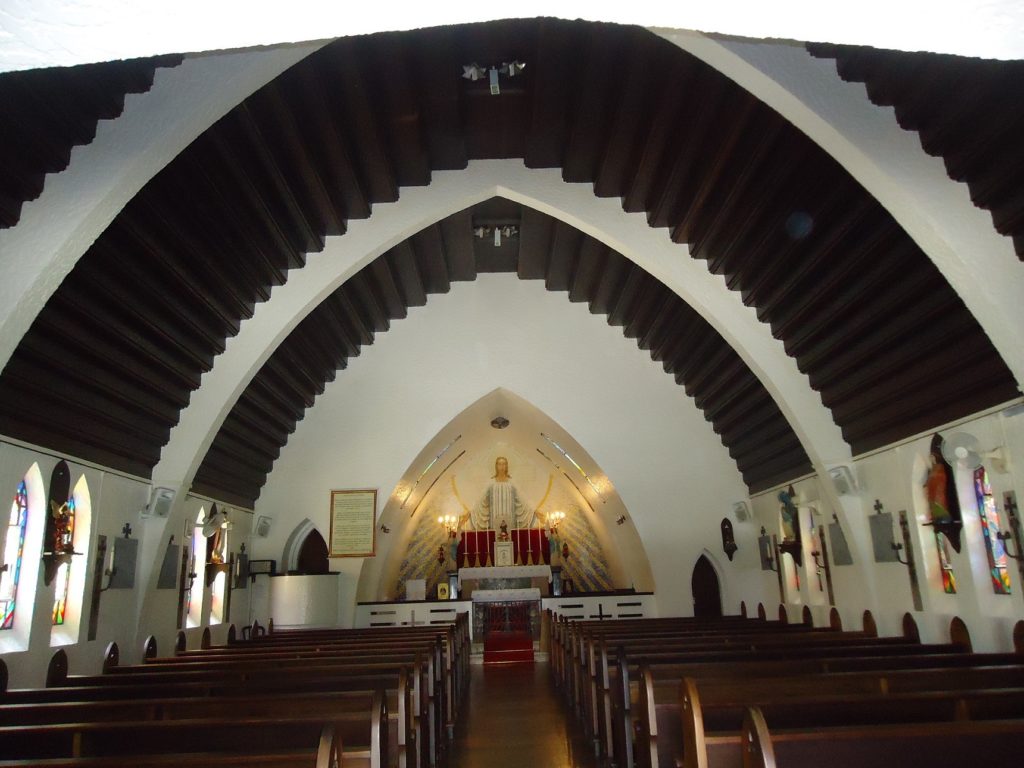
[
  {"left": 201, "top": 505, "right": 229, "bottom": 537},
  {"left": 940, "top": 432, "right": 1010, "bottom": 473}
]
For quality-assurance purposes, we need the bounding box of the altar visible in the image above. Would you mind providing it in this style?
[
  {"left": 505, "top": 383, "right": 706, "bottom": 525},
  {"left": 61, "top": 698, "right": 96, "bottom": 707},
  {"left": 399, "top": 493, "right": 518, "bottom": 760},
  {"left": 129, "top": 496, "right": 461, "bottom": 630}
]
[
  {"left": 471, "top": 587, "right": 542, "bottom": 658},
  {"left": 457, "top": 528, "right": 551, "bottom": 567}
]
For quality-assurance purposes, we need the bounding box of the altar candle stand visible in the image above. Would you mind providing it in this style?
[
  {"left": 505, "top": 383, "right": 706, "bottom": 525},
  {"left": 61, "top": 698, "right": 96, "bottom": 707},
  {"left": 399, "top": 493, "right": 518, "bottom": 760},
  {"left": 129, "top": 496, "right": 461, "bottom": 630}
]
[
  {"left": 472, "top": 530, "right": 480, "bottom": 567},
  {"left": 526, "top": 528, "right": 534, "bottom": 565},
  {"left": 461, "top": 531, "right": 470, "bottom": 568}
]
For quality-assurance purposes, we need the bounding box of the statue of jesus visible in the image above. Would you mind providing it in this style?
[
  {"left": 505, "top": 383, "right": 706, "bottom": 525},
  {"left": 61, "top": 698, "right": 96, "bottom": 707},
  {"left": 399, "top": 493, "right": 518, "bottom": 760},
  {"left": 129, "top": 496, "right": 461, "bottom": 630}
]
[{"left": 470, "top": 456, "right": 537, "bottom": 531}]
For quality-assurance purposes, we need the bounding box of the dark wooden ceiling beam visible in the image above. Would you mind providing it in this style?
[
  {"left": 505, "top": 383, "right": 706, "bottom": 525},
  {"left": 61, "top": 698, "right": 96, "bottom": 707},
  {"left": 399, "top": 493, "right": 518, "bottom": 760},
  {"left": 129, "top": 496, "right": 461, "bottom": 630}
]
[
  {"left": 329, "top": 41, "right": 400, "bottom": 203},
  {"left": 440, "top": 211, "right": 477, "bottom": 282},
  {"left": 289, "top": 65, "right": 372, "bottom": 221},
  {"left": 408, "top": 26, "right": 470, "bottom": 171},
  {"left": 620, "top": 56, "right": 692, "bottom": 215},
  {"left": 545, "top": 223, "right": 582, "bottom": 292},
  {"left": 247, "top": 79, "right": 347, "bottom": 238}
]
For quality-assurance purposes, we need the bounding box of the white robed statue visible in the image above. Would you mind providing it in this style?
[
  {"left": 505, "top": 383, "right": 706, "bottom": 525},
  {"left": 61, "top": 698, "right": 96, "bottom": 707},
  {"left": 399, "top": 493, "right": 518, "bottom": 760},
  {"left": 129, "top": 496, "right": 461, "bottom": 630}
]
[{"left": 470, "top": 456, "right": 537, "bottom": 531}]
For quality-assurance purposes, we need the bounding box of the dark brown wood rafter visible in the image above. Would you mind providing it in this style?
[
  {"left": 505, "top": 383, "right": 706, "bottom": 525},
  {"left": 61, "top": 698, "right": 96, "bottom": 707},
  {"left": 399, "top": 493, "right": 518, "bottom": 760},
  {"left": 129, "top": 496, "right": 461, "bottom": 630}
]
[
  {"left": 809, "top": 43, "right": 1024, "bottom": 259},
  {"left": 0, "top": 55, "right": 182, "bottom": 228},
  {"left": 1, "top": 20, "right": 1017, "bottom": 504},
  {"left": 193, "top": 202, "right": 812, "bottom": 507}
]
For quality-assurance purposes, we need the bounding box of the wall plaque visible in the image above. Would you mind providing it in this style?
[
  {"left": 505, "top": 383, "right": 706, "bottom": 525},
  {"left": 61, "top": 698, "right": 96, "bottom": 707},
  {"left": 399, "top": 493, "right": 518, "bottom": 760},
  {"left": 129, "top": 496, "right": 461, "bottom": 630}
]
[{"left": 329, "top": 489, "right": 377, "bottom": 557}]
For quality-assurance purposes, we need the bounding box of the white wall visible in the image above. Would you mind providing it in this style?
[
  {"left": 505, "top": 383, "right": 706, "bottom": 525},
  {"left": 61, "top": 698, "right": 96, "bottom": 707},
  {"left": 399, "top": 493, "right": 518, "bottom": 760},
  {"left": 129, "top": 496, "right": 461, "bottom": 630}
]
[
  {"left": 747, "top": 403, "right": 1024, "bottom": 651},
  {"left": 252, "top": 274, "right": 760, "bottom": 622},
  {"left": 0, "top": 441, "right": 254, "bottom": 686}
]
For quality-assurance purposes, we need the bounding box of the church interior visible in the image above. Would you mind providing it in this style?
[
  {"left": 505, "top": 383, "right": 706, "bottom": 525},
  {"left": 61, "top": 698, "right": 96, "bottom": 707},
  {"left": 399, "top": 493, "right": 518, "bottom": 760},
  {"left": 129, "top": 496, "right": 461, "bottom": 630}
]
[{"left": 1, "top": 3, "right": 1023, "bottom": 764}]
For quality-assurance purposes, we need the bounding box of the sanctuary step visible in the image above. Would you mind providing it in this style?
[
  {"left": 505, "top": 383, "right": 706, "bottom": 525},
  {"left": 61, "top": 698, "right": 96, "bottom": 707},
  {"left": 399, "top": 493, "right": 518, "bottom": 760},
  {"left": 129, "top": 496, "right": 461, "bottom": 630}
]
[{"left": 484, "top": 631, "right": 534, "bottom": 665}]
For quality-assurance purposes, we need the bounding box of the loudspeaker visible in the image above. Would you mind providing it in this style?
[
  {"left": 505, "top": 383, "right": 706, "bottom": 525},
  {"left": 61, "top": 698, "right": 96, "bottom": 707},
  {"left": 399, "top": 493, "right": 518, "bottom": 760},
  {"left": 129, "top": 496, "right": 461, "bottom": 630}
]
[
  {"left": 255, "top": 516, "right": 272, "bottom": 538},
  {"left": 828, "top": 466, "right": 856, "bottom": 496},
  {"left": 142, "top": 487, "right": 175, "bottom": 518}
]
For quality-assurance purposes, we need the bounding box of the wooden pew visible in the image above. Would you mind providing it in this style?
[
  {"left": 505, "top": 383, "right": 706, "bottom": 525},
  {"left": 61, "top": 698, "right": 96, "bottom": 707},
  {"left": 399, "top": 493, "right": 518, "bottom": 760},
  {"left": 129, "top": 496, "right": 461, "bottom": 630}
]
[
  {"left": 10, "top": 656, "right": 422, "bottom": 768},
  {"left": 625, "top": 654, "right": 1024, "bottom": 768},
  {"left": 647, "top": 674, "right": 1024, "bottom": 768},
  {"left": 96, "top": 649, "right": 438, "bottom": 768},
  {"left": 0, "top": 688, "right": 402, "bottom": 767},
  {"left": 688, "top": 703, "right": 1024, "bottom": 768},
  {"left": 586, "top": 636, "right": 966, "bottom": 761},
  {"left": 0, "top": 717, "right": 357, "bottom": 767}
]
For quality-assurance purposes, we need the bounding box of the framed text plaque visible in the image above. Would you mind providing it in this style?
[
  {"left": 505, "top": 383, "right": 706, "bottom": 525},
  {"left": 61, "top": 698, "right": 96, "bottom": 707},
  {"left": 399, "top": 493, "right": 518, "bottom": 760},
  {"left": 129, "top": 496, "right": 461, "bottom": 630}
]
[{"left": 329, "top": 489, "right": 377, "bottom": 557}]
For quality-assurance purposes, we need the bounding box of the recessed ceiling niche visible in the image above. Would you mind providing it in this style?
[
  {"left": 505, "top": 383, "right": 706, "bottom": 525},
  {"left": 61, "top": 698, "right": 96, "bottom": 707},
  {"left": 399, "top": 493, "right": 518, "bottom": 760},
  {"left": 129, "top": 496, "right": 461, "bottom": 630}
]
[{"left": 361, "top": 387, "right": 654, "bottom": 601}]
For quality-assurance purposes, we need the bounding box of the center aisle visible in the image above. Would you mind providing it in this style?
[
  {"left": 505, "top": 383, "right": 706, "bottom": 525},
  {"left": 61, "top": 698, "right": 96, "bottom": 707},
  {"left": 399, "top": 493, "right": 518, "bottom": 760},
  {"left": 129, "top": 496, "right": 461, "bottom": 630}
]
[{"left": 445, "top": 662, "right": 599, "bottom": 768}]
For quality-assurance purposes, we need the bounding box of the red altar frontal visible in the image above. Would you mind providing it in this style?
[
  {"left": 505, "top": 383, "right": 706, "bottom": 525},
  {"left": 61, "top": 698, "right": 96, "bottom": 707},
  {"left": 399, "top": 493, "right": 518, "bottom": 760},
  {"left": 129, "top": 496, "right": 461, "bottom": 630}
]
[{"left": 457, "top": 528, "right": 550, "bottom": 567}]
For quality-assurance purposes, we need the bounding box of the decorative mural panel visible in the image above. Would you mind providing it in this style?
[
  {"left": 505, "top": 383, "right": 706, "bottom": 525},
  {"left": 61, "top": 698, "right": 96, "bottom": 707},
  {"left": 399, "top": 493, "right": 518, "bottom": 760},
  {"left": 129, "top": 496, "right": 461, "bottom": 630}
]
[{"left": 393, "top": 443, "right": 612, "bottom": 598}]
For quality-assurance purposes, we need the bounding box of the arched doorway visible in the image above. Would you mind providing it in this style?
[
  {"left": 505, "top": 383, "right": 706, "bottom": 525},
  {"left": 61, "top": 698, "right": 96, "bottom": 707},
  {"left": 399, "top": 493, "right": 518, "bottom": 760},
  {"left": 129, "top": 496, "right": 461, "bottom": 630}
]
[
  {"left": 691, "top": 555, "right": 722, "bottom": 618},
  {"left": 296, "top": 529, "right": 329, "bottom": 575}
]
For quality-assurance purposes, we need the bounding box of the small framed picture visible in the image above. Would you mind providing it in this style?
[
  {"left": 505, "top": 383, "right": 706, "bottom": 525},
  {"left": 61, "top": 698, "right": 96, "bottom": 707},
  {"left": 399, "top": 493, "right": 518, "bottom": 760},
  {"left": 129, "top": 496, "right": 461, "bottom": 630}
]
[{"left": 437, "top": 582, "right": 450, "bottom": 600}]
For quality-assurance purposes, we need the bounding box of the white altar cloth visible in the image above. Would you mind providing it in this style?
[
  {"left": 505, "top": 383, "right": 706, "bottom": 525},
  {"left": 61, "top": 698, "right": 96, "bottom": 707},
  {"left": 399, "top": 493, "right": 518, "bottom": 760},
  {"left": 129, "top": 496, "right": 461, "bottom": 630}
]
[
  {"left": 470, "top": 587, "right": 541, "bottom": 603},
  {"left": 457, "top": 564, "right": 552, "bottom": 587}
]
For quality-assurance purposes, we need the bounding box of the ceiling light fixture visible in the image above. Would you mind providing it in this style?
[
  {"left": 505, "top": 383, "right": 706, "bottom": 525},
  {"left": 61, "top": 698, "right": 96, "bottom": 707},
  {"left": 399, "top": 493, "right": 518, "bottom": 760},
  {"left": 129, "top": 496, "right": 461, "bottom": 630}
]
[
  {"left": 462, "top": 60, "right": 526, "bottom": 95},
  {"left": 474, "top": 224, "right": 519, "bottom": 247}
]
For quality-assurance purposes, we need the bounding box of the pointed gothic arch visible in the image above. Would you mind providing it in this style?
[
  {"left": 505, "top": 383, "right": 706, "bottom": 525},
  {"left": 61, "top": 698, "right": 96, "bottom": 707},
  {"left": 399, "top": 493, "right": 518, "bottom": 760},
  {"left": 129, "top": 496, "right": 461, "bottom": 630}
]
[{"left": 691, "top": 554, "right": 723, "bottom": 618}]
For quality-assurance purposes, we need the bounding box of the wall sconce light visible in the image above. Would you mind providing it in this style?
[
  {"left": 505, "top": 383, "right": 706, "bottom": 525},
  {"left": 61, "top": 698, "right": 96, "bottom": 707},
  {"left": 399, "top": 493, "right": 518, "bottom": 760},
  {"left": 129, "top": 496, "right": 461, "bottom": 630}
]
[
  {"left": 380, "top": 524, "right": 391, "bottom": 535},
  {"left": 721, "top": 518, "right": 738, "bottom": 561},
  {"left": 615, "top": 515, "right": 626, "bottom": 525},
  {"left": 548, "top": 510, "right": 566, "bottom": 533},
  {"left": 437, "top": 514, "right": 459, "bottom": 537}
]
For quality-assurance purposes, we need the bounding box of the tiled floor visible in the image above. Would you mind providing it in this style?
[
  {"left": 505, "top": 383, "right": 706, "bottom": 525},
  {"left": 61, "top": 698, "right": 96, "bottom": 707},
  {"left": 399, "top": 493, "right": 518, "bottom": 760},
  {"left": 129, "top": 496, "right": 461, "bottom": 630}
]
[{"left": 445, "top": 662, "right": 599, "bottom": 768}]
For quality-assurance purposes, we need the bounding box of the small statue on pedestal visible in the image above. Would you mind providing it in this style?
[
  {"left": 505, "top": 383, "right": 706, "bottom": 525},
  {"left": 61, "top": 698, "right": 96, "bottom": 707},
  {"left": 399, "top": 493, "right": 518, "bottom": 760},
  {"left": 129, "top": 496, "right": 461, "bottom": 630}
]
[{"left": 498, "top": 520, "right": 510, "bottom": 542}]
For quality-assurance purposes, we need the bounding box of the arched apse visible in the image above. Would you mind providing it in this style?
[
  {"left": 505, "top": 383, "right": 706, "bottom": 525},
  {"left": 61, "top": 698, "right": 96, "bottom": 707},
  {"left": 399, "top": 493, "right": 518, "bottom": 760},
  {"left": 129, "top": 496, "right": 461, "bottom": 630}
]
[
  {"left": 366, "top": 387, "right": 650, "bottom": 601},
  {"left": 249, "top": 274, "right": 758, "bottom": 619}
]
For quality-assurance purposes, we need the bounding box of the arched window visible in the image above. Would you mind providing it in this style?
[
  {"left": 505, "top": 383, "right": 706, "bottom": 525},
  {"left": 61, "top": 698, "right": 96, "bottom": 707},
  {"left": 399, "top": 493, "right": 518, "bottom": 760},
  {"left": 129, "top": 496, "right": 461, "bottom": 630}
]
[
  {"left": 51, "top": 495, "right": 76, "bottom": 626},
  {"left": 208, "top": 511, "right": 228, "bottom": 626},
  {"left": 0, "top": 465, "right": 45, "bottom": 653},
  {"left": 1, "top": 481, "right": 29, "bottom": 630},
  {"left": 974, "top": 467, "right": 1011, "bottom": 595},
  {"left": 51, "top": 475, "right": 92, "bottom": 645},
  {"left": 186, "top": 507, "right": 208, "bottom": 628}
]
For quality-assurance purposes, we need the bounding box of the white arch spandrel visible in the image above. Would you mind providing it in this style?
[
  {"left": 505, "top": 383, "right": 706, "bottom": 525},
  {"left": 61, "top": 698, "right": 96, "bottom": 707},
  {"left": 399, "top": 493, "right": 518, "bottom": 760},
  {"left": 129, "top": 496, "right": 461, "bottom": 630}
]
[
  {"left": 0, "top": 42, "right": 323, "bottom": 375},
  {"left": 152, "top": 160, "right": 852, "bottom": 498},
  {"left": 662, "top": 31, "right": 1024, "bottom": 392}
]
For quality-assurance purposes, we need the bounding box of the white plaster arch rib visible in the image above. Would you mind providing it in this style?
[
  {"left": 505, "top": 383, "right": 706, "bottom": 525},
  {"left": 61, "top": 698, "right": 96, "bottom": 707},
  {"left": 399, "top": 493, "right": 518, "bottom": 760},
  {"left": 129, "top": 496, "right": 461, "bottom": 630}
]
[
  {"left": 0, "top": 42, "right": 324, "bottom": 375},
  {"left": 152, "top": 160, "right": 851, "bottom": 497},
  {"left": 661, "top": 31, "right": 1024, "bottom": 392}
]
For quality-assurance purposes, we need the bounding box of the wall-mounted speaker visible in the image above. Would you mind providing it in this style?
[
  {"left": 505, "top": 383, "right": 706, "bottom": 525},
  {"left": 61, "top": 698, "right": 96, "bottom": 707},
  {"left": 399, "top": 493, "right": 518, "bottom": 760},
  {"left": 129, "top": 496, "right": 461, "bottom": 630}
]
[
  {"left": 141, "top": 487, "right": 175, "bottom": 518},
  {"left": 255, "top": 516, "right": 272, "bottom": 538},
  {"left": 732, "top": 501, "right": 750, "bottom": 522},
  {"left": 828, "top": 466, "right": 856, "bottom": 496}
]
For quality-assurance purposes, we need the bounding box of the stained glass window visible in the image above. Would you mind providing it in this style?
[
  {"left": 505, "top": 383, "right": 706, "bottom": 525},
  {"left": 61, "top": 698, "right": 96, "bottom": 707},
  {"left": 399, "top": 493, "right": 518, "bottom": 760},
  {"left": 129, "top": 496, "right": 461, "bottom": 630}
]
[
  {"left": 974, "top": 467, "right": 1011, "bottom": 595},
  {"left": 51, "top": 496, "right": 76, "bottom": 626},
  {"left": 1, "top": 481, "right": 29, "bottom": 630}
]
